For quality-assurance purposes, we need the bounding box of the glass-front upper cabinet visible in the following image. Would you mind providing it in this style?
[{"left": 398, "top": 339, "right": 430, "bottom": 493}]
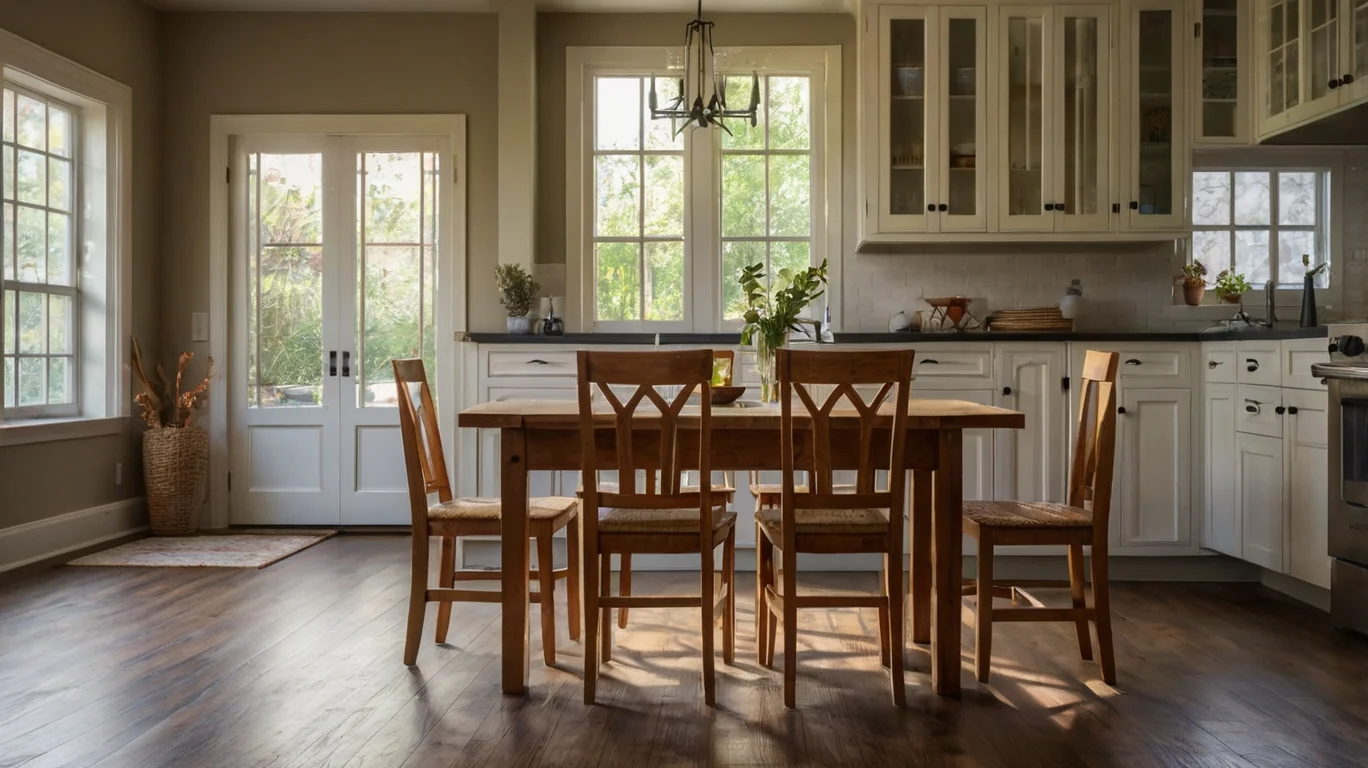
[
  {"left": 874, "top": 6, "right": 933, "bottom": 233},
  {"left": 1259, "top": 0, "right": 1304, "bottom": 131},
  {"left": 1123, "top": 0, "right": 1189, "bottom": 230},
  {"left": 1347, "top": 0, "right": 1368, "bottom": 101},
  {"left": 1053, "top": 7, "right": 1112, "bottom": 232},
  {"left": 1296, "top": 0, "right": 1344, "bottom": 119},
  {"left": 1196, "top": 0, "right": 1249, "bottom": 143},
  {"left": 997, "top": 6, "right": 1052, "bottom": 232},
  {"left": 935, "top": 8, "right": 988, "bottom": 232}
]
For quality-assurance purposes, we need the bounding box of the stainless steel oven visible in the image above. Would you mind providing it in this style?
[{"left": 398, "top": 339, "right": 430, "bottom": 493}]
[{"left": 1316, "top": 353, "right": 1368, "bottom": 633}]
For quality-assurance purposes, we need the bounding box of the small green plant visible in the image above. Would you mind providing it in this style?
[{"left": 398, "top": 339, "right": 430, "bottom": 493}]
[
  {"left": 737, "top": 260, "right": 829, "bottom": 349},
  {"left": 494, "top": 264, "right": 540, "bottom": 318},
  {"left": 1180, "top": 260, "right": 1208, "bottom": 287},
  {"left": 1213, "top": 269, "right": 1253, "bottom": 299}
]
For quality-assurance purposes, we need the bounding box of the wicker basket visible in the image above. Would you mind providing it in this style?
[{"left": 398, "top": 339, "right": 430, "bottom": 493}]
[{"left": 143, "top": 426, "right": 208, "bottom": 536}]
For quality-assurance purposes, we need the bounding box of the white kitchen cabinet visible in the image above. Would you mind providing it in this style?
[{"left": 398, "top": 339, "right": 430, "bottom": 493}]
[
  {"left": 1194, "top": 0, "right": 1252, "bottom": 144},
  {"left": 1121, "top": 0, "right": 1190, "bottom": 231},
  {"left": 993, "top": 345, "right": 1068, "bottom": 504},
  {"left": 1237, "top": 430, "right": 1286, "bottom": 570},
  {"left": 1285, "top": 387, "right": 1331, "bottom": 588},
  {"left": 1256, "top": 0, "right": 1368, "bottom": 138},
  {"left": 477, "top": 384, "right": 578, "bottom": 500},
  {"left": 1203, "top": 382, "right": 1241, "bottom": 556},
  {"left": 1114, "top": 387, "right": 1194, "bottom": 549}
]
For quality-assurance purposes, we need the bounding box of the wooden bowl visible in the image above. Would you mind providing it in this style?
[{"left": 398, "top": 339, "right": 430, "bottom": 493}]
[{"left": 710, "top": 386, "right": 746, "bottom": 405}]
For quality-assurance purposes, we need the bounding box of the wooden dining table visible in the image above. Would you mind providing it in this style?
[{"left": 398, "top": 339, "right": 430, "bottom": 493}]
[{"left": 456, "top": 397, "right": 1025, "bottom": 698}]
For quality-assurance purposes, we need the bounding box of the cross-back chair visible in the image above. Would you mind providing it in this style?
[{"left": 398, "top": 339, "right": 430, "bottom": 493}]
[
  {"left": 393, "top": 359, "right": 580, "bottom": 668},
  {"left": 758, "top": 348, "right": 914, "bottom": 708},
  {"left": 961, "top": 349, "right": 1120, "bottom": 684},
  {"left": 576, "top": 349, "right": 737, "bottom": 706}
]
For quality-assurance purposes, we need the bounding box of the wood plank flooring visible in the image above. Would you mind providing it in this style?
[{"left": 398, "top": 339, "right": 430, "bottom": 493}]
[{"left": 1, "top": 534, "right": 1367, "bottom": 767}]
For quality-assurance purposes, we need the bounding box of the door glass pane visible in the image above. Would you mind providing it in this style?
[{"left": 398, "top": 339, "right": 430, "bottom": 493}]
[
  {"left": 1136, "top": 10, "right": 1173, "bottom": 216},
  {"left": 358, "top": 151, "right": 439, "bottom": 407},
  {"left": 1288, "top": 0, "right": 1303, "bottom": 108},
  {"left": 1007, "top": 15, "right": 1044, "bottom": 217},
  {"left": 1202, "top": 0, "right": 1239, "bottom": 137},
  {"left": 946, "top": 17, "right": 978, "bottom": 217},
  {"left": 889, "top": 18, "right": 926, "bottom": 216},
  {"left": 1062, "top": 15, "right": 1100, "bottom": 216},
  {"left": 1356, "top": 0, "right": 1368, "bottom": 78},
  {"left": 248, "top": 152, "right": 324, "bottom": 408},
  {"left": 1310, "top": 0, "right": 1340, "bottom": 100}
]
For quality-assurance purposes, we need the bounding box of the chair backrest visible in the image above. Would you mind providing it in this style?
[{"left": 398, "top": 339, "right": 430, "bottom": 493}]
[
  {"left": 393, "top": 359, "right": 452, "bottom": 531},
  {"left": 576, "top": 350, "right": 721, "bottom": 534},
  {"left": 775, "top": 348, "right": 914, "bottom": 524},
  {"left": 1067, "top": 350, "right": 1121, "bottom": 541}
]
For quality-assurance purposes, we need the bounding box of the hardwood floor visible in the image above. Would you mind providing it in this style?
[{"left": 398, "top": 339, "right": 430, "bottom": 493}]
[{"left": 1, "top": 535, "right": 1366, "bottom": 767}]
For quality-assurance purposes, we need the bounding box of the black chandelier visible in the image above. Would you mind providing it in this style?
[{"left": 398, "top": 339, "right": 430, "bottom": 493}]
[{"left": 648, "top": 0, "right": 760, "bottom": 135}]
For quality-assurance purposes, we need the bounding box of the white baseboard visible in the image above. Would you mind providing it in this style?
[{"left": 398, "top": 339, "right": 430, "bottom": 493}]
[{"left": 0, "top": 498, "right": 147, "bottom": 573}]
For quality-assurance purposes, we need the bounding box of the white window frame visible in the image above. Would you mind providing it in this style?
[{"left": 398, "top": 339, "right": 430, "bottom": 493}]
[
  {"left": 0, "top": 28, "right": 132, "bottom": 446},
  {"left": 1190, "top": 150, "right": 1343, "bottom": 309},
  {"left": 566, "top": 46, "right": 842, "bottom": 334}
]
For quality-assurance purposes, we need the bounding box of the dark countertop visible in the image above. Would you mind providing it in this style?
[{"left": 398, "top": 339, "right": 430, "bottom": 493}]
[{"left": 466, "top": 327, "right": 1328, "bottom": 345}]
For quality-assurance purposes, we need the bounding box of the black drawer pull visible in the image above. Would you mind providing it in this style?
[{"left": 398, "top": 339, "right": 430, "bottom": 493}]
[
  {"left": 329, "top": 350, "right": 337, "bottom": 377},
  {"left": 1246, "top": 359, "right": 1260, "bottom": 372},
  {"left": 1208, "top": 359, "right": 1223, "bottom": 369},
  {"left": 1275, "top": 405, "right": 1286, "bottom": 415},
  {"left": 920, "top": 359, "right": 939, "bottom": 365},
  {"left": 1125, "top": 358, "right": 1142, "bottom": 366},
  {"left": 527, "top": 359, "right": 550, "bottom": 365},
  {"left": 1288, "top": 406, "right": 1299, "bottom": 415},
  {"left": 1245, "top": 404, "right": 1258, "bottom": 413}
]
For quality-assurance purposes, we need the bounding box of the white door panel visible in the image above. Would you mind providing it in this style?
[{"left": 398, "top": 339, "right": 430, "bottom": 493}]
[
  {"left": 1285, "top": 389, "right": 1330, "bottom": 588},
  {"left": 1237, "top": 431, "right": 1285, "bottom": 571},
  {"left": 1116, "top": 388, "right": 1192, "bottom": 548},
  {"left": 1203, "top": 383, "right": 1241, "bottom": 556}
]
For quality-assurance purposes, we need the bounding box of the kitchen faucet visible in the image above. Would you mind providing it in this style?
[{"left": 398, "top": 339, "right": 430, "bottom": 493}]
[{"left": 1229, "top": 280, "right": 1278, "bottom": 328}]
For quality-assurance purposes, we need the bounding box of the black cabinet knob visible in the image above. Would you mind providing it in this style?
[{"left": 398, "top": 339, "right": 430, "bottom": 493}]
[
  {"left": 1129, "top": 201, "right": 1139, "bottom": 210},
  {"left": 1125, "top": 358, "right": 1142, "bottom": 366},
  {"left": 1055, "top": 203, "right": 1065, "bottom": 212},
  {"left": 1329, "top": 78, "right": 1341, "bottom": 89},
  {"left": 1345, "top": 73, "right": 1355, "bottom": 84},
  {"left": 927, "top": 204, "right": 936, "bottom": 212},
  {"left": 1044, "top": 203, "right": 1055, "bottom": 211},
  {"left": 938, "top": 203, "right": 948, "bottom": 212},
  {"left": 1246, "top": 359, "right": 1260, "bottom": 372},
  {"left": 1002, "top": 386, "right": 1013, "bottom": 396},
  {"left": 1288, "top": 406, "right": 1300, "bottom": 415},
  {"left": 1117, "top": 406, "right": 1127, "bottom": 415},
  {"left": 1112, "top": 202, "right": 1121, "bottom": 213},
  {"left": 1275, "top": 405, "right": 1286, "bottom": 415}
]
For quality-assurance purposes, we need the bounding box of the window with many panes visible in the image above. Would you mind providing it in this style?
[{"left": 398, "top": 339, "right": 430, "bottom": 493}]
[
  {"left": 575, "top": 47, "right": 837, "bottom": 333},
  {"left": 1191, "top": 169, "right": 1330, "bottom": 289},
  {"left": 2, "top": 85, "right": 78, "bottom": 416}
]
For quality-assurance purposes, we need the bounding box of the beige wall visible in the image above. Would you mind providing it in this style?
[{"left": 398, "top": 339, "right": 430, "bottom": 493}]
[
  {"left": 536, "top": 12, "right": 858, "bottom": 275},
  {"left": 160, "top": 12, "right": 502, "bottom": 347},
  {"left": 0, "top": 0, "right": 162, "bottom": 529}
]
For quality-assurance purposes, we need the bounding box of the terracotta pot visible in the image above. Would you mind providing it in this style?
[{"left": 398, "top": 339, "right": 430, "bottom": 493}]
[
  {"left": 1220, "top": 293, "right": 1243, "bottom": 304},
  {"left": 1182, "top": 284, "right": 1206, "bottom": 307}
]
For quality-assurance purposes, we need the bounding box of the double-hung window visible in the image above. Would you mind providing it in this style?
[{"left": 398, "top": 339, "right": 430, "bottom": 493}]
[
  {"left": 0, "top": 28, "right": 131, "bottom": 436},
  {"left": 1191, "top": 168, "right": 1332, "bottom": 289},
  {"left": 570, "top": 47, "right": 840, "bottom": 333}
]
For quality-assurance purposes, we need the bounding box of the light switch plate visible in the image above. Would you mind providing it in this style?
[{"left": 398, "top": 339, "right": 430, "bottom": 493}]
[{"left": 191, "top": 312, "right": 209, "bottom": 342}]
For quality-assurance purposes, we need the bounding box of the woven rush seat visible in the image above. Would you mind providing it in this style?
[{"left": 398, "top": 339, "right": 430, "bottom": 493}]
[
  {"left": 757, "top": 506, "right": 890, "bottom": 536},
  {"left": 429, "top": 496, "right": 578, "bottom": 522},
  {"left": 963, "top": 500, "right": 1092, "bottom": 529},
  {"left": 599, "top": 507, "right": 737, "bottom": 533}
]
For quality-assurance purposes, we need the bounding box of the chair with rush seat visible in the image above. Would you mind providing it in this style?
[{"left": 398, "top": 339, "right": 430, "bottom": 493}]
[
  {"left": 393, "top": 358, "right": 580, "bottom": 668},
  {"left": 576, "top": 349, "right": 738, "bottom": 706},
  {"left": 961, "top": 349, "right": 1121, "bottom": 685}
]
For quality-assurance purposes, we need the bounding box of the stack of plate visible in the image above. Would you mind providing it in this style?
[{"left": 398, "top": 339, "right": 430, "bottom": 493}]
[{"left": 987, "top": 306, "right": 1075, "bottom": 332}]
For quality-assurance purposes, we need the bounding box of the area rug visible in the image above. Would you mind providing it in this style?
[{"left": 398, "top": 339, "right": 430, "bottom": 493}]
[{"left": 67, "top": 531, "right": 337, "bottom": 569}]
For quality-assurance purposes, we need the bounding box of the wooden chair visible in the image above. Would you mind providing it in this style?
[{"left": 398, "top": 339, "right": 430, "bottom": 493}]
[
  {"left": 962, "top": 350, "right": 1120, "bottom": 685},
  {"left": 393, "top": 359, "right": 580, "bottom": 668},
  {"left": 757, "top": 348, "right": 914, "bottom": 708},
  {"left": 576, "top": 349, "right": 737, "bottom": 706}
]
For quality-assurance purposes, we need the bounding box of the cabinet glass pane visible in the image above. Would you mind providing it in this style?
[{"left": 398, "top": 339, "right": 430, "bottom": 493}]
[
  {"left": 946, "top": 18, "right": 978, "bottom": 217},
  {"left": 1202, "top": 0, "right": 1239, "bottom": 137},
  {"left": 1006, "top": 16, "right": 1044, "bottom": 217},
  {"left": 1268, "top": 0, "right": 1303, "bottom": 116},
  {"left": 1356, "top": 0, "right": 1368, "bottom": 79},
  {"left": 1062, "top": 15, "right": 1100, "bottom": 215},
  {"left": 1308, "top": 0, "right": 1339, "bottom": 100},
  {"left": 1136, "top": 10, "right": 1174, "bottom": 216},
  {"left": 889, "top": 19, "right": 926, "bottom": 216}
]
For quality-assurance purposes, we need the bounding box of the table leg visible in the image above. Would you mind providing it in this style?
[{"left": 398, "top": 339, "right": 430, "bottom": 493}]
[
  {"left": 909, "top": 469, "right": 933, "bottom": 645},
  {"left": 500, "top": 427, "right": 531, "bottom": 695},
  {"left": 931, "top": 429, "right": 963, "bottom": 697}
]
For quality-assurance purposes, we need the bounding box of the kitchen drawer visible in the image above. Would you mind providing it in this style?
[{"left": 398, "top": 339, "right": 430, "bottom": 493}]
[
  {"left": 1113, "top": 347, "right": 1190, "bottom": 385},
  {"left": 1236, "top": 384, "right": 1283, "bottom": 438},
  {"left": 1202, "top": 343, "right": 1236, "bottom": 383},
  {"left": 486, "top": 349, "right": 578, "bottom": 377},
  {"left": 909, "top": 349, "right": 993, "bottom": 386},
  {"left": 1282, "top": 338, "right": 1331, "bottom": 391},
  {"left": 1235, "top": 341, "right": 1281, "bottom": 386}
]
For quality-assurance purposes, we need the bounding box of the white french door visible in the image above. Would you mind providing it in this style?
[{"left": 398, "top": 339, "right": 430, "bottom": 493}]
[{"left": 229, "top": 133, "right": 452, "bottom": 526}]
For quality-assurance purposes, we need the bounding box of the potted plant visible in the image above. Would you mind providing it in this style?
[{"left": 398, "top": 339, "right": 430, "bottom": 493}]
[
  {"left": 1214, "top": 269, "right": 1253, "bottom": 304},
  {"left": 738, "top": 259, "right": 829, "bottom": 402},
  {"left": 1180, "top": 260, "right": 1208, "bottom": 306},
  {"left": 494, "top": 264, "right": 540, "bottom": 334},
  {"left": 131, "top": 339, "right": 213, "bottom": 536}
]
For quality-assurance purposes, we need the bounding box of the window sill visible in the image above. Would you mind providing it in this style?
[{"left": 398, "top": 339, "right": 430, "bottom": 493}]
[{"left": 0, "top": 416, "right": 128, "bottom": 447}]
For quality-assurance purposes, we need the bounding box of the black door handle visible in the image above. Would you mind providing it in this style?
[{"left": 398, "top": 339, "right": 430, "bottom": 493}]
[
  {"left": 329, "top": 350, "right": 337, "bottom": 377},
  {"left": 1275, "top": 405, "right": 1286, "bottom": 415},
  {"left": 342, "top": 351, "right": 351, "bottom": 377},
  {"left": 1112, "top": 202, "right": 1121, "bottom": 213},
  {"left": 938, "top": 203, "right": 948, "bottom": 212},
  {"left": 1044, "top": 203, "right": 1055, "bottom": 211},
  {"left": 1288, "top": 406, "right": 1299, "bottom": 415},
  {"left": 1002, "top": 386, "right": 1012, "bottom": 396},
  {"left": 1125, "top": 358, "right": 1142, "bottom": 366}
]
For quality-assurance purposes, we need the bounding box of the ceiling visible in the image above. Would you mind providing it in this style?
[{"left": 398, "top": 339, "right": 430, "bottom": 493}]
[{"left": 148, "top": 0, "right": 852, "bottom": 12}]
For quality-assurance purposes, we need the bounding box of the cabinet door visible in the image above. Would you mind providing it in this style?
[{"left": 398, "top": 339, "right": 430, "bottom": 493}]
[
  {"left": 1053, "top": 6, "right": 1113, "bottom": 232},
  {"left": 1237, "top": 431, "right": 1285, "bottom": 570},
  {"left": 997, "top": 6, "right": 1055, "bottom": 232},
  {"left": 1196, "top": 0, "right": 1250, "bottom": 143},
  {"left": 1203, "top": 383, "right": 1241, "bottom": 556},
  {"left": 994, "top": 346, "right": 1067, "bottom": 503},
  {"left": 1123, "top": 0, "right": 1188, "bottom": 231},
  {"left": 935, "top": 7, "right": 989, "bottom": 232},
  {"left": 1342, "top": 0, "right": 1368, "bottom": 101},
  {"left": 1115, "top": 388, "right": 1193, "bottom": 548},
  {"left": 1258, "top": 0, "right": 1304, "bottom": 133},
  {"left": 1285, "top": 388, "right": 1331, "bottom": 587},
  {"left": 877, "top": 5, "right": 937, "bottom": 233},
  {"left": 1289, "top": 0, "right": 1346, "bottom": 122}
]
